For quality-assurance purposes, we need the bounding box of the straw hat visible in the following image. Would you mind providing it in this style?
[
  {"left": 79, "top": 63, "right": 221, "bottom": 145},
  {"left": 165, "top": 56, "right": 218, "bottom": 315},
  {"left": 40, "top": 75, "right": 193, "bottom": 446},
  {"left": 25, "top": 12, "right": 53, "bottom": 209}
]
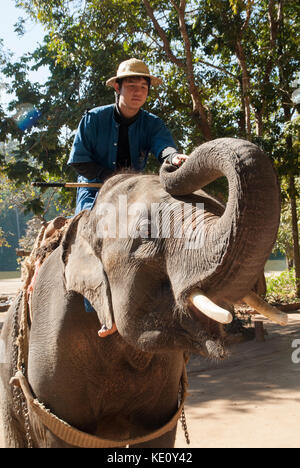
[{"left": 106, "top": 58, "right": 162, "bottom": 87}]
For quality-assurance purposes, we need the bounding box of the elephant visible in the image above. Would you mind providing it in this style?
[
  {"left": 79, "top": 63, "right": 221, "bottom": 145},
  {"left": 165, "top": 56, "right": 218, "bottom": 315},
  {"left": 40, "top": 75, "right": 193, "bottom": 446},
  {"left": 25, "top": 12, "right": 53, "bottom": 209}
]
[{"left": 0, "top": 137, "right": 287, "bottom": 448}]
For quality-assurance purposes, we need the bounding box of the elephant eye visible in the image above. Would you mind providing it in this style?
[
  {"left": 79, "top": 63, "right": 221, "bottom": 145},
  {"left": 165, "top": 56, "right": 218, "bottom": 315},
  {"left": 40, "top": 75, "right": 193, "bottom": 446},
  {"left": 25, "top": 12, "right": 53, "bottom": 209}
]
[
  {"left": 139, "top": 218, "right": 151, "bottom": 238},
  {"left": 128, "top": 216, "right": 151, "bottom": 239}
]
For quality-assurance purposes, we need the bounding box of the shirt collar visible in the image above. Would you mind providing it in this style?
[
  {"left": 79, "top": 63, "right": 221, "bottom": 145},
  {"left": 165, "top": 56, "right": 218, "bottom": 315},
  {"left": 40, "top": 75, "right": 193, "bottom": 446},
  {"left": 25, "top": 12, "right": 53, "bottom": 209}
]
[{"left": 114, "top": 104, "right": 140, "bottom": 126}]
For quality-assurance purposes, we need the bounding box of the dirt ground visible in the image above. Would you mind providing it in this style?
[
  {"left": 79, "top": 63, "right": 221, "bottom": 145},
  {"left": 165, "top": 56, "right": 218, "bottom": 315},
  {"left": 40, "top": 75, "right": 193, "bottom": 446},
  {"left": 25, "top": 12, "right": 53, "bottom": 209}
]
[
  {"left": 175, "top": 314, "right": 300, "bottom": 448},
  {"left": 1, "top": 278, "right": 300, "bottom": 449}
]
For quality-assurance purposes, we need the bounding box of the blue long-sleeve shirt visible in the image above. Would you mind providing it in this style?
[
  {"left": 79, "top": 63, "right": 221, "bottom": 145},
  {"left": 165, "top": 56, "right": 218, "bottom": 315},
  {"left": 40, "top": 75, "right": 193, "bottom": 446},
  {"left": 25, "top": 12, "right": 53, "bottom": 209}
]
[{"left": 68, "top": 104, "right": 176, "bottom": 212}]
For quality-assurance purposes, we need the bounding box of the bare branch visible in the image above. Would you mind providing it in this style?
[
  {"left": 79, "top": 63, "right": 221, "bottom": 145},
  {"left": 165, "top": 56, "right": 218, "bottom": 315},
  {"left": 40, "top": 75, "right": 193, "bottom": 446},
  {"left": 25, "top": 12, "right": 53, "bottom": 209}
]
[
  {"left": 170, "top": 0, "right": 180, "bottom": 14},
  {"left": 233, "top": 1, "right": 255, "bottom": 136},
  {"left": 255, "top": 0, "right": 283, "bottom": 135},
  {"left": 143, "top": 0, "right": 212, "bottom": 140},
  {"left": 241, "top": 0, "right": 255, "bottom": 34},
  {"left": 235, "top": 39, "right": 251, "bottom": 136},
  {"left": 172, "top": 0, "right": 212, "bottom": 139},
  {"left": 196, "top": 59, "right": 239, "bottom": 81},
  {"left": 268, "top": 0, "right": 282, "bottom": 47},
  {"left": 142, "top": 0, "right": 184, "bottom": 68}
]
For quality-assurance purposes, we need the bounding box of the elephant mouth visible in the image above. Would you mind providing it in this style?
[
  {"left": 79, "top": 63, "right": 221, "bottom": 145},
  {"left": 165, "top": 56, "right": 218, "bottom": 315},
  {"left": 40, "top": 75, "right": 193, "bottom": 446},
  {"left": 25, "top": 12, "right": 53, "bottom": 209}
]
[
  {"left": 176, "top": 300, "right": 228, "bottom": 360},
  {"left": 180, "top": 314, "right": 228, "bottom": 360}
]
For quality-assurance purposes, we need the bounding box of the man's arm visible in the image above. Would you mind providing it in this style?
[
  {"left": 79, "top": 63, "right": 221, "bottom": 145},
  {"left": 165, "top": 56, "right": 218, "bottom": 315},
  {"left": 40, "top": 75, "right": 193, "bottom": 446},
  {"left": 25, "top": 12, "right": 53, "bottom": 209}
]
[
  {"left": 68, "top": 110, "right": 115, "bottom": 181},
  {"left": 70, "top": 162, "right": 114, "bottom": 181},
  {"left": 149, "top": 117, "right": 189, "bottom": 168}
]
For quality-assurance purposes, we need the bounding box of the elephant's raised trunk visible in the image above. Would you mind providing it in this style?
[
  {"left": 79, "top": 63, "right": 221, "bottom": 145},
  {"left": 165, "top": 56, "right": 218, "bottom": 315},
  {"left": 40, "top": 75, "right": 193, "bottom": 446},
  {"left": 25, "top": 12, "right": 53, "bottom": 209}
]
[{"left": 160, "top": 138, "right": 280, "bottom": 304}]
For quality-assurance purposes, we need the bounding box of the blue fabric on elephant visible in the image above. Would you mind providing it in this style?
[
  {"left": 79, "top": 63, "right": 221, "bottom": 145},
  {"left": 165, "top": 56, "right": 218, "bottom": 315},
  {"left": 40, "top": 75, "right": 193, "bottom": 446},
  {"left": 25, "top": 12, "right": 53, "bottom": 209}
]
[
  {"left": 74, "top": 176, "right": 100, "bottom": 214},
  {"left": 83, "top": 297, "right": 96, "bottom": 313}
]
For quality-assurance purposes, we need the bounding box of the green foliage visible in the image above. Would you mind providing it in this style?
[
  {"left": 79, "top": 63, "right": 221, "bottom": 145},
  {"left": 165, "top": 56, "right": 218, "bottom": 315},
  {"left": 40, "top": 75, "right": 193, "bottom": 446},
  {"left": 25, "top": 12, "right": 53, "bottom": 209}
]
[
  {"left": 0, "top": 203, "right": 28, "bottom": 270},
  {"left": 0, "top": 166, "right": 74, "bottom": 269},
  {"left": 0, "top": 227, "right": 9, "bottom": 248},
  {"left": 5, "top": 0, "right": 298, "bottom": 164},
  {"left": 0, "top": 0, "right": 298, "bottom": 290},
  {"left": 273, "top": 177, "right": 300, "bottom": 265},
  {"left": 266, "top": 269, "right": 300, "bottom": 303},
  {"left": 18, "top": 216, "right": 42, "bottom": 251}
]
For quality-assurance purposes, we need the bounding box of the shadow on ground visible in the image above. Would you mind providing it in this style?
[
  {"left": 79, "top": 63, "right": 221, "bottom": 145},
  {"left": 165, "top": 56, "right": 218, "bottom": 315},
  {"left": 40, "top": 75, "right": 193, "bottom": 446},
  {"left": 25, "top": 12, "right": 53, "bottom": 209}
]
[{"left": 175, "top": 314, "right": 300, "bottom": 448}]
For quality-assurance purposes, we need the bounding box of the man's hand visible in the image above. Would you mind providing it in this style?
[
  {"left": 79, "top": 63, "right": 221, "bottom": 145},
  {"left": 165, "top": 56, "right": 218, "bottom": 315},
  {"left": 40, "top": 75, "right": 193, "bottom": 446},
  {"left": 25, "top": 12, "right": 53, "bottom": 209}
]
[{"left": 171, "top": 154, "right": 189, "bottom": 167}]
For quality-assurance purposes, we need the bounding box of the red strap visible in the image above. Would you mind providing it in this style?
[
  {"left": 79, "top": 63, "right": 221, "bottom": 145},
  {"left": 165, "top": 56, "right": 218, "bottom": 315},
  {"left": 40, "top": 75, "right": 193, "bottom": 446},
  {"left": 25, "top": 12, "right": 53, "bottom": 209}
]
[
  {"left": 98, "top": 323, "right": 117, "bottom": 338},
  {"left": 27, "top": 260, "right": 41, "bottom": 295}
]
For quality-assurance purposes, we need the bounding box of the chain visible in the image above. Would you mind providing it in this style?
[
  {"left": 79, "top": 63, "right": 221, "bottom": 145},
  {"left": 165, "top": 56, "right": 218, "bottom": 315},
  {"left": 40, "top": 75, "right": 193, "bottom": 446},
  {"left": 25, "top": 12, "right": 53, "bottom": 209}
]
[
  {"left": 178, "top": 365, "right": 190, "bottom": 446},
  {"left": 11, "top": 291, "right": 33, "bottom": 448},
  {"left": 180, "top": 406, "right": 190, "bottom": 445}
]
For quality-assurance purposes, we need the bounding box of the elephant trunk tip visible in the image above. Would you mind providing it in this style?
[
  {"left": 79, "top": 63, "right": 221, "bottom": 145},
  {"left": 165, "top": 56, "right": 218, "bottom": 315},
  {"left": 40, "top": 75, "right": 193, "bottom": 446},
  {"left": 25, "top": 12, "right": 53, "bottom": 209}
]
[{"left": 204, "top": 340, "right": 228, "bottom": 361}]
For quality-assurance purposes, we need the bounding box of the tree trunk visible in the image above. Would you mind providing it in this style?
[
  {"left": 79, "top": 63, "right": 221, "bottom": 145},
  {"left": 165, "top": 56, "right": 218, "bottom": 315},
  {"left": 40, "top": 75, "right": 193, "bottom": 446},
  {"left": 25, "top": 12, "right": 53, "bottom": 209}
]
[
  {"left": 238, "top": 83, "right": 246, "bottom": 135},
  {"left": 175, "top": 0, "right": 212, "bottom": 141},
  {"left": 235, "top": 40, "right": 251, "bottom": 138},
  {"left": 143, "top": 0, "right": 212, "bottom": 141},
  {"left": 255, "top": 110, "right": 263, "bottom": 137},
  {"left": 289, "top": 175, "right": 300, "bottom": 296}
]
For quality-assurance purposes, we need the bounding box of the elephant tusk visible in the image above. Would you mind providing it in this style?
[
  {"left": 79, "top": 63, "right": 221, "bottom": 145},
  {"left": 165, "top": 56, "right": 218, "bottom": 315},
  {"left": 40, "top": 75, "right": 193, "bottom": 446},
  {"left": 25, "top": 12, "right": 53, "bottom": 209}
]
[
  {"left": 243, "top": 292, "right": 288, "bottom": 326},
  {"left": 189, "top": 291, "right": 233, "bottom": 324}
]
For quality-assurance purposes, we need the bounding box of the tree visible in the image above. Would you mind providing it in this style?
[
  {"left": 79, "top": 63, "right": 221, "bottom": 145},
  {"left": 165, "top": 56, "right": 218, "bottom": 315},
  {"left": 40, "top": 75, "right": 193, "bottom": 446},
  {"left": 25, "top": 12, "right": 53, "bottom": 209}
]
[
  {"left": 0, "top": 227, "right": 9, "bottom": 248},
  {"left": 274, "top": 177, "right": 300, "bottom": 270},
  {"left": 1, "top": 0, "right": 299, "bottom": 292},
  {"left": 0, "top": 138, "right": 74, "bottom": 269}
]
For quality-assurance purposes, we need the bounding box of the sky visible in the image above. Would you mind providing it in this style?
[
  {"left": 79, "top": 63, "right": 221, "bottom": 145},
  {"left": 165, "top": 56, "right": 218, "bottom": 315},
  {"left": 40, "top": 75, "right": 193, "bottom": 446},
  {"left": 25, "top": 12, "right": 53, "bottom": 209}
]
[{"left": 0, "top": 0, "right": 48, "bottom": 107}]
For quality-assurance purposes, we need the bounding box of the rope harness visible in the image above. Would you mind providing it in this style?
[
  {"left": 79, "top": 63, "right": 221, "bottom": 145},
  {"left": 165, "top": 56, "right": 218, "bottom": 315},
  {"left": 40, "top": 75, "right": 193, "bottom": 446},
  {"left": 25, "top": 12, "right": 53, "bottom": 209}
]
[
  {"left": 11, "top": 368, "right": 188, "bottom": 448},
  {"left": 10, "top": 219, "right": 190, "bottom": 448}
]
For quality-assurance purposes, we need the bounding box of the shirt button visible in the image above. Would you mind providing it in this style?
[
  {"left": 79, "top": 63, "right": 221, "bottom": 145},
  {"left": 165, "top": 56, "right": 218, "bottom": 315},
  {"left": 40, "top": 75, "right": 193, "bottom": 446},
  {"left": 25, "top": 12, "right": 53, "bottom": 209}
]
[{"left": 114, "top": 143, "right": 117, "bottom": 146}]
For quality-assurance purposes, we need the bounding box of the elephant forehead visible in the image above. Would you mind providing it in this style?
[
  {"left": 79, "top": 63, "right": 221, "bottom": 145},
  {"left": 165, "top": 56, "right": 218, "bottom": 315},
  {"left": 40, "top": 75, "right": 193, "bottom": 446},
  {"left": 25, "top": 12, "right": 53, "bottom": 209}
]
[{"left": 100, "top": 174, "right": 165, "bottom": 204}]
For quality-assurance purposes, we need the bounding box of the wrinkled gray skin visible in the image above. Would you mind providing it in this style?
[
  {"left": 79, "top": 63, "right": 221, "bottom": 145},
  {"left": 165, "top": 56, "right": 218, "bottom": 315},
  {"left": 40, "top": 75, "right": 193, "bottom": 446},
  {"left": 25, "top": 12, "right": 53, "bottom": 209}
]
[{"left": 0, "top": 138, "right": 280, "bottom": 448}]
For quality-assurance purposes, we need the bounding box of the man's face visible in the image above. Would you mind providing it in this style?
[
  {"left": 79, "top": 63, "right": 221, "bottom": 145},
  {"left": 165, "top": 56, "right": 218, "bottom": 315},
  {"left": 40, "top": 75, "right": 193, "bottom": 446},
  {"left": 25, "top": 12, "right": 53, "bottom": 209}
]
[{"left": 114, "top": 76, "right": 149, "bottom": 115}]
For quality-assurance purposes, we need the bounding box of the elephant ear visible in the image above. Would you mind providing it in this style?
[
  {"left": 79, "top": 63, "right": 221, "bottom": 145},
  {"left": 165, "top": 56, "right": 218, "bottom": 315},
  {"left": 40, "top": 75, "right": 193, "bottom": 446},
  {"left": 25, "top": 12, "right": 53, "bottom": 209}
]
[{"left": 61, "top": 213, "right": 114, "bottom": 329}]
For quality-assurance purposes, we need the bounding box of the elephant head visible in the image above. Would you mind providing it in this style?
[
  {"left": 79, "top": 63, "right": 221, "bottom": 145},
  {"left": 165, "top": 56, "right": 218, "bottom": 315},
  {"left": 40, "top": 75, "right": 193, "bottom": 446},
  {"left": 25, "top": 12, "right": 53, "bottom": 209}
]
[{"left": 62, "top": 138, "right": 284, "bottom": 358}]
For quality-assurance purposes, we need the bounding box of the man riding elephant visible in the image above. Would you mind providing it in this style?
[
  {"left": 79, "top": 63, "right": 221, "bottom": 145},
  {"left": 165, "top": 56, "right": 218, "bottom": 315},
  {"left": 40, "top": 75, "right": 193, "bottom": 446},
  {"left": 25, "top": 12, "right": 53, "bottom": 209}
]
[{"left": 68, "top": 58, "right": 189, "bottom": 214}]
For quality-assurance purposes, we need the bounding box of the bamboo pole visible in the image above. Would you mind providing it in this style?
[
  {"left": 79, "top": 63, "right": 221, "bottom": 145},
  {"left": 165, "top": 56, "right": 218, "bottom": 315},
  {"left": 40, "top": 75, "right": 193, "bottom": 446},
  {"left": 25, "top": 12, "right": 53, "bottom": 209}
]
[{"left": 31, "top": 182, "right": 103, "bottom": 188}]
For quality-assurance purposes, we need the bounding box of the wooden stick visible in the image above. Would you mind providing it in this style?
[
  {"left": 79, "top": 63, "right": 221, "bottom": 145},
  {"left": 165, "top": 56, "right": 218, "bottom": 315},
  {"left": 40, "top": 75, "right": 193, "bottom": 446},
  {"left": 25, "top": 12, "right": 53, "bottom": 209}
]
[{"left": 31, "top": 182, "right": 103, "bottom": 188}]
